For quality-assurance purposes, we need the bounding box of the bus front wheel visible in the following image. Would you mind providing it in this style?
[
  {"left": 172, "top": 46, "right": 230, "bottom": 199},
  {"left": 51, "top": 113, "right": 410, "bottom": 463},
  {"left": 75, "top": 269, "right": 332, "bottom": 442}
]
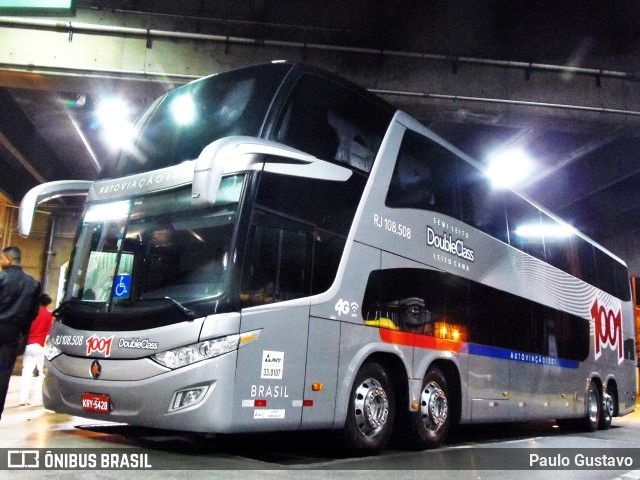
[
  {"left": 343, "top": 362, "right": 395, "bottom": 451},
  {"left": 406, "top": 367, "right": 451, "bottom": 449}
]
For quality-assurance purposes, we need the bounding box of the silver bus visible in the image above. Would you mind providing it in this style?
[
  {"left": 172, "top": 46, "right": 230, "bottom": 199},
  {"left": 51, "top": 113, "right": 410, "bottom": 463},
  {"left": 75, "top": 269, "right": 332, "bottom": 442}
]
[{"left": 20, "top": 61, "right": 636, "bottom": 450}]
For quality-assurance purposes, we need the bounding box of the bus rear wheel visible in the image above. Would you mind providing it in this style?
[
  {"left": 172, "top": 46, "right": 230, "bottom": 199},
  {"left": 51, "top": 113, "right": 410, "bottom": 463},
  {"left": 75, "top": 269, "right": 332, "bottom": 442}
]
[
  {"left": 405, "top": 367, "right": 451, "bottom": 449},
  {"left": 343, "top": 362, "right": 395, "bottom": 451},
  {"left": 599, "top": 388, "right": 616, "bottom": 430},
  {"left": 580, "top": 380, "right": 601, "bottom": 432}
]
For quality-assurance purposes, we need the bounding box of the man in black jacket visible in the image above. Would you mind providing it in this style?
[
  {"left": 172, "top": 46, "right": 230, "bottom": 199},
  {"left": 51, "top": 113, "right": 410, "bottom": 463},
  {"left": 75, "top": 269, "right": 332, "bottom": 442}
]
[{"left": 0, "top": 246, "right": 40, "bottom": 419}]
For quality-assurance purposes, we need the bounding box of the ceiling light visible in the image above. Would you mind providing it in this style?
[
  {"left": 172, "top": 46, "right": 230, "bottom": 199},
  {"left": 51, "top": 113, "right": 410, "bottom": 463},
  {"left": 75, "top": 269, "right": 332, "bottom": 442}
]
[
  {"left": 96, "top": 97, "right": 134, "bottom": 148},
  {"left": 59, "top": 93, "right": 86, "bottom": 108},
  {"left": 486, "top": 149, "right": 533, "bottom": 188},
  {"left": 514, "top": 223, "right": 575, "bottom": 238}
]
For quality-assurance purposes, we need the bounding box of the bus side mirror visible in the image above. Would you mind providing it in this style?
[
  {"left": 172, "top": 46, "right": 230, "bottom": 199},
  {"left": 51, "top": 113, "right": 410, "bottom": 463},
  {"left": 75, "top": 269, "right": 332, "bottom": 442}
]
[
  {"left": 192, "top": 137, "right": 258, "bottom": 206},
  {"left": 192, "top": 136, "right": 352, "bottom": 206},
  {"left": 19, "top": 180, "right": 92, "bottom": 237}
]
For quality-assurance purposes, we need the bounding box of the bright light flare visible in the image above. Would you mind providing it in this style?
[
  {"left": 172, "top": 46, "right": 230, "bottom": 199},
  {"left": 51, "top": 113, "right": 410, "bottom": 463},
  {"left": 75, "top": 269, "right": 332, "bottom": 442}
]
[
  {"left": 96, "top": 97, "right": 135, "bottom": 148},
  {"left": 486, "top": 149, "right": 533, "bottom": 188},
  {"left": 84, "top": 200, "right": 130, "bottom": 223},
  {"left": 515, "top": 223, "right": 576, "bottom": 239},
  {"left": 170, "top": 94, "right": 196, "bottom": 125},
  {"left": 440, "top": 324, "right": 448, "bottom": 338}
]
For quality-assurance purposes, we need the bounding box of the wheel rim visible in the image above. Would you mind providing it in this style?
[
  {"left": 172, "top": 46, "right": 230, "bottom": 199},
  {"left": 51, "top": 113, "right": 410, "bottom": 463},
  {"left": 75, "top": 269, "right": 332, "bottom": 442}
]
[
  {"left": 603, "top": 393, "right": 614, "bottom": 418},
  {"left": 420, "top": 380, "right": 448, "bottom": 433},
  {"left": 587, "top": 387, "right": 599, "bottom": 424},
  {"left": 353, "top": 377, "right": 389, "bottom": 437}
]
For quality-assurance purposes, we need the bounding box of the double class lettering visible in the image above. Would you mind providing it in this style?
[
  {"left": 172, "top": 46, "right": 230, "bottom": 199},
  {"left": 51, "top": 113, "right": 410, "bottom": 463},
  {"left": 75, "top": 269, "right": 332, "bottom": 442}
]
[{"left": 426, "top": 226, "right": 475, "bottom": 262}]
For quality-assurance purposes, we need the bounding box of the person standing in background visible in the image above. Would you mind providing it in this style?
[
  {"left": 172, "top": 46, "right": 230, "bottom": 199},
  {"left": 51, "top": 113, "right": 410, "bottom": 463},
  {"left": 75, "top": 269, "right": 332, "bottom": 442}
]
[
  {"left": 0, "top": 246, "right": 40, "bottom": 420},
  {"left": 20, "top": 293, "right": 53, "bottom": 405}
]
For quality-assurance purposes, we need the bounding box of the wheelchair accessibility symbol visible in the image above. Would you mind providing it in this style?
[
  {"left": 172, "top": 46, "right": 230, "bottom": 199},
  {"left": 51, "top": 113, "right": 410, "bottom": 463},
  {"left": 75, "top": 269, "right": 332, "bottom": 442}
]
[{"left": 113, "top": 274, "right": 131, "bottom": 299}]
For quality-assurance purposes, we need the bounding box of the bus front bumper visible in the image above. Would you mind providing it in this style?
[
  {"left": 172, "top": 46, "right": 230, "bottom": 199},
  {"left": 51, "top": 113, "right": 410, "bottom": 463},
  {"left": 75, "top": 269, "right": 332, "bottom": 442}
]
[{"left": 43, "top": 351, "right": 238, "bottom": 433}]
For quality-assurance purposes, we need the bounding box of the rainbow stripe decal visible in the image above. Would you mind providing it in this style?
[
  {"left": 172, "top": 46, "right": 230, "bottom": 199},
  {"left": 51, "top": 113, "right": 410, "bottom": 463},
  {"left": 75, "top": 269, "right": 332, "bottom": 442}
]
[
  {"left": 379, "top": 329, "right": 579, "bottom": 369},
  {"left": 379, "top": 328, "right": 464, "bottom": 352}
]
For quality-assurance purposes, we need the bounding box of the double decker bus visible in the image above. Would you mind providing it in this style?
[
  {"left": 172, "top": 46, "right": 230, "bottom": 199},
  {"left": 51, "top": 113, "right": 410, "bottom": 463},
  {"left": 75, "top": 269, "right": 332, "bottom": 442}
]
[{"left": 20, "top": 61, "right": 636, "bottom": 450}]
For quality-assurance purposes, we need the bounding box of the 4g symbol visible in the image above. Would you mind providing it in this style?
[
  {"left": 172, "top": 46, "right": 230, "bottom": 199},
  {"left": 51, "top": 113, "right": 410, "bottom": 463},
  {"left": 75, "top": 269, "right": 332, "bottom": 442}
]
[{"left": 335, "top": 299, "right": 359, "bottom": 318}]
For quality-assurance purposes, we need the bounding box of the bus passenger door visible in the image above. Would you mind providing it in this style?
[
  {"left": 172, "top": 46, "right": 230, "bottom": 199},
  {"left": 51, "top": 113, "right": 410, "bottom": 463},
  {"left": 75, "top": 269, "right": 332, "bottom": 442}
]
[
  {"left": 236, "top": 305, "right": 310, "bottom": 430},
  {"left": 300, "top": 316, "right": 340, "bottom": 429},
  {"left": 234, "top": 218, "right": 314, "bottom": 430}
]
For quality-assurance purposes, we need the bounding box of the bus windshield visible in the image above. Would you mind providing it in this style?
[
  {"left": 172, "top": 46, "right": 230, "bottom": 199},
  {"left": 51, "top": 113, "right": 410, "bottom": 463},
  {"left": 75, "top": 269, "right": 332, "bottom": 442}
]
[
  {"left": 108, "top": 63, "right": 291, "bottom": 177},
  {"left": 65, "top": 175, "right": 245, "bottom": 315}
]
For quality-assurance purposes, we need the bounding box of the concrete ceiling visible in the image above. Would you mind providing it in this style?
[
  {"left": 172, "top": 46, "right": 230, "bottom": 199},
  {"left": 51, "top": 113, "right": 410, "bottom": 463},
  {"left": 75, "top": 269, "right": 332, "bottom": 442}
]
[{"left": 1, "top": 0, "right": 640, "bottom": 258}]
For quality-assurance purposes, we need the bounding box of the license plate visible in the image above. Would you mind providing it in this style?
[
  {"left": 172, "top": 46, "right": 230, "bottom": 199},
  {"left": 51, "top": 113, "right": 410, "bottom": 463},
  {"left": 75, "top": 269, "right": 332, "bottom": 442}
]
[{"left": 81, "top": 393, "right": 110, "bottom": 413}]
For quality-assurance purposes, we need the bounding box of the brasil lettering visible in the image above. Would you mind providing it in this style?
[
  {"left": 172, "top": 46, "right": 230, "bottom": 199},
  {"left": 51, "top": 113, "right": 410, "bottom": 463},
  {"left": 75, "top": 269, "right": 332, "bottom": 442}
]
[
  {"left": 426, "top": 226, "right": 474, "bottom": 262},
  {"left": 250, "top": 385, "right": 289, "bottom": 398},
  {"left": 591, "top": 298, "right": 623, "bottom": 364}
]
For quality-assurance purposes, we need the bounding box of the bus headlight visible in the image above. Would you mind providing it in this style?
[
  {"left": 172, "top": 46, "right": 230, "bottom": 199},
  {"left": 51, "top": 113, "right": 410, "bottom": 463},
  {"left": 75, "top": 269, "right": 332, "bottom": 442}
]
[
  {"left": 152, "top": 329, "right": 260, "bottom": 369},
  {"left": 44, "top": 335, "right": 62, "bottom": 361}
]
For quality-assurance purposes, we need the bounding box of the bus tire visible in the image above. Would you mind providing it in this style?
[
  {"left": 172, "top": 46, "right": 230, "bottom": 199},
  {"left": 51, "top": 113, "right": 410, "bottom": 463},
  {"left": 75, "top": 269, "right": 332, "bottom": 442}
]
[
  {"left": 599, "top": 389, "right": 615, "bottom": 430},
  {"left": 343, "top": 362, "right": 395, "bottom": 451},
  {"left": 581, "top": 380, "right": 601, "bottom": 432},
  {"left": 405, "top": 367, "right": 451, "bottom": 449}
]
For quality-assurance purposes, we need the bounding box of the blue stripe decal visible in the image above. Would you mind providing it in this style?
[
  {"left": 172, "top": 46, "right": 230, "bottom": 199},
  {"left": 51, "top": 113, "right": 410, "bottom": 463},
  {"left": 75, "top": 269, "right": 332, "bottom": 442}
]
[{"left": 467, "top": 343, "right": 580, "bottom": 369}]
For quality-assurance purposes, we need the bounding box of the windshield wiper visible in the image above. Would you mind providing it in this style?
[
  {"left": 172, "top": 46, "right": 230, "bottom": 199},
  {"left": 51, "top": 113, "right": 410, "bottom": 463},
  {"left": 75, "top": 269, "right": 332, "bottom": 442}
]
[
  {"left": 56, "top": 296, "right": 197, "bottom": 321},
  {"left": 137, "top": 296, "right": 196, "bottom": 319},
  {"left": 53, "top": 299, "right": 104, "bottom": 316},
  {"left": 52, "top": 299, "right": 72, "bottom": 318}
]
